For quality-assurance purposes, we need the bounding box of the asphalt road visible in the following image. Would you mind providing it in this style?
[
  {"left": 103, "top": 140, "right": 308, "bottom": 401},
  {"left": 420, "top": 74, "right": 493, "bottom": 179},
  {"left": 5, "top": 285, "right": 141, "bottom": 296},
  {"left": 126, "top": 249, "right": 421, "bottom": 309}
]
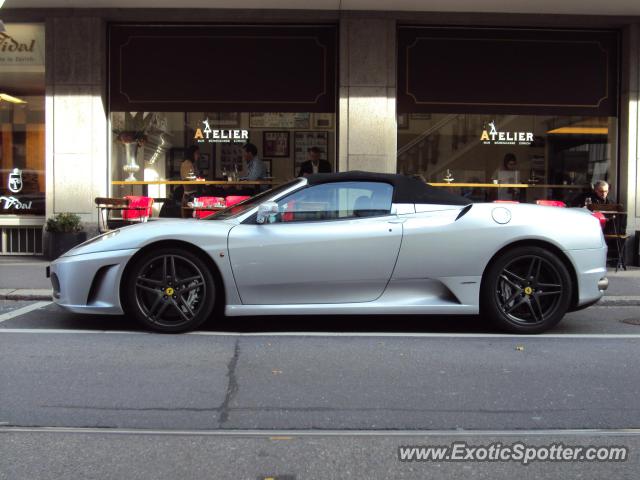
[{"left": 1, "top": 302, "right": 640, "bottom": 478}]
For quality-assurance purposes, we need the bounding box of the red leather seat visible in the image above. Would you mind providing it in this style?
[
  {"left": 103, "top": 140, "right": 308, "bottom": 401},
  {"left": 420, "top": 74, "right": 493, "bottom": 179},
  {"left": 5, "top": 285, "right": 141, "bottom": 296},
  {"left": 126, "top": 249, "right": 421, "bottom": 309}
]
[
  {"left": 193, "top": 197, "right": 225, "bottom": 219},
  {"left": 225, "top": 195, "right": 251, "bottom": 207},
  {"left": 122, "top": 196, "right": 154, "bottom": 221},
  {"left": 536, "top": 200, "right": 567, "bottom": 207}
]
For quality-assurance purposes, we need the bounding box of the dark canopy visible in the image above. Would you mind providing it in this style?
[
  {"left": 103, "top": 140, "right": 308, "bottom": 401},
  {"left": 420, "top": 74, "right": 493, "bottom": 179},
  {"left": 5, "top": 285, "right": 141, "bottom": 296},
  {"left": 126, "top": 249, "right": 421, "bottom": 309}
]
[{"left": 305, "top": 171, "right": 469, "bottom": 205}]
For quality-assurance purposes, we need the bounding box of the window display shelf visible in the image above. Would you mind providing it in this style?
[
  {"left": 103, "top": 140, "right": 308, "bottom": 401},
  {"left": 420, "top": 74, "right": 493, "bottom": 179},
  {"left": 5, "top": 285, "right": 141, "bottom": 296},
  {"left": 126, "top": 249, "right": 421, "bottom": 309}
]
[
  {"left": 429, "top": 183, "right": 590, "bottom": 189},
  {"left": 111, "top": 180, "right": 277, "bottom": 186}
]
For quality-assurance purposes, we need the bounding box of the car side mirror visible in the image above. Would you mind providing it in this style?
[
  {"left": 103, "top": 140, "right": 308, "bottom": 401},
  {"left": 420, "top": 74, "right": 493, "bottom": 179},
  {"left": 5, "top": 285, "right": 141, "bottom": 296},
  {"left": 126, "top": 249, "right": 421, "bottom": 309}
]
[{"left": 256, "top": 201, "right": 279, "bottom": 224}]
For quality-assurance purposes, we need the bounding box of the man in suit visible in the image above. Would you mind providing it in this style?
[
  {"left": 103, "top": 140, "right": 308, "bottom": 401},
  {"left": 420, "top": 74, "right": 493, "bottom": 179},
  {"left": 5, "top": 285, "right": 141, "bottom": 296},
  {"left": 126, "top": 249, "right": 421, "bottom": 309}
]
[{"left": 297, "top": 146, "right": 332, "bottom": 177}]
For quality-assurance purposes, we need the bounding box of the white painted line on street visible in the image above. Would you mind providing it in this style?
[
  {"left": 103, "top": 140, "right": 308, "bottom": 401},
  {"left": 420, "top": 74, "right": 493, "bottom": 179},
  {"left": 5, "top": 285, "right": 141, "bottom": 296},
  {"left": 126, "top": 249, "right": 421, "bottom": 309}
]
[
  {"left": 0, "top": 301, "right": 52, "bottom": 324},
  {"left": 0, "top": 328, "right": 144, "bottom": 335},
  {"left": 1, "top": 328, "right": 640, "bottom": 339},
  {"left": 2, "top": 426, "right": 640, "bottom": 437},
  {"left": 186, "top": 332, "right": 640, "bottom": 339}
]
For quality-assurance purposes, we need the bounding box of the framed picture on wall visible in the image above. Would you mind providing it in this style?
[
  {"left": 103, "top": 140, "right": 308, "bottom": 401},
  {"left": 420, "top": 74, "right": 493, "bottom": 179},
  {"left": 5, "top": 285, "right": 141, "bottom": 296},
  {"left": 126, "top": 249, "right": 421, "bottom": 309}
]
[
  {"left": 262, "top": 159, "right": 273, "bottom": 177},
  {"left": 219, "top": 143, "right": 243, "bottom": 176},
  {"left": 250, "top": 113, "right": 310, "bottom": 129},
  {"left": 312, "top": 113, "right": 333, "bottom": 129},
  {"left": 294, "top": 131, "right": 329, "bottom": 176},
  {"left": 212, "top": 112, "right": 240, "bottom": 127},
  {"left": 263, "top": 131, "right": 290, "bottom": 157}
]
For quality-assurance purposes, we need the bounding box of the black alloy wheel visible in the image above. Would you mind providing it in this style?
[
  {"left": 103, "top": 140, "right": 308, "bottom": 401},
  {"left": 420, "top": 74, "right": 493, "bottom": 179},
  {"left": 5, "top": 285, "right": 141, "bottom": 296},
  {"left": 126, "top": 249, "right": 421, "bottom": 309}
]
[
  {"left": 123, "top": 247, "right": 216, "bottom": 332},
  {"left": 481, "top": 246, "right": 572, "bottom": 334}
]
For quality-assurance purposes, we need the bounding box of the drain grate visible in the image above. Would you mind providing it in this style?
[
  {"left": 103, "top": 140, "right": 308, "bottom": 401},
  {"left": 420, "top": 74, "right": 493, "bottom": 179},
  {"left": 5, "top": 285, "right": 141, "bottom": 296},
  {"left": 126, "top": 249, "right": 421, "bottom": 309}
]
[
  {"left": 621, "top": 318, "right": 640, "bottom": 326},
  {"left": 1, "top": 226, "right": 43, "bottom": 255}
]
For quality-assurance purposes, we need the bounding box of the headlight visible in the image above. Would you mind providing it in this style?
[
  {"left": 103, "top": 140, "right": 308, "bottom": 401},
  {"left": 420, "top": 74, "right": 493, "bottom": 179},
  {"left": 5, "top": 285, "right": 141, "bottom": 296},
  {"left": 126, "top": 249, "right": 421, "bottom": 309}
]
[{"left": 62, "top": 230, "right": 120, "bottom": 256}]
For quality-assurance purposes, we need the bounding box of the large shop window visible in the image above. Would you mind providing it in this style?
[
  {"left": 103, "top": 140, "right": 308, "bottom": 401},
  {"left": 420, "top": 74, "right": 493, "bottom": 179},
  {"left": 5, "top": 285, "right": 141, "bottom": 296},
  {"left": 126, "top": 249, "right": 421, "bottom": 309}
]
[
  {"left": 109, "top": 25, "right": 336, "bottom": 216},
  {"left": 397, "top": 27, "right": 619, "bottom": 205},
  {"left": 0, "top": 23, "right": 45, "bottom": 217},
  {"left": 109, "top": 111, "right": 336, "bottom": 212}
]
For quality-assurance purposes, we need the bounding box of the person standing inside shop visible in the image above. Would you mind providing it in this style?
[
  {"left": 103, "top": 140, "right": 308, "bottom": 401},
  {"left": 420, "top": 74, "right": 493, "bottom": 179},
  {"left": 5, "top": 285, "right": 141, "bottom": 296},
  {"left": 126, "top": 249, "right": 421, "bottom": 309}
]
[
  {"left": 180, "top": 145, "right": 199, "bottom": 181},
  {"left": 298, "top": 146, "right": 332, "bottom": 177},
  {"left": 179, "top": 145, "right": 201, "bottom": 206},
  {"left": 492, "top": 153, "right": 522, "bottom": 201}
]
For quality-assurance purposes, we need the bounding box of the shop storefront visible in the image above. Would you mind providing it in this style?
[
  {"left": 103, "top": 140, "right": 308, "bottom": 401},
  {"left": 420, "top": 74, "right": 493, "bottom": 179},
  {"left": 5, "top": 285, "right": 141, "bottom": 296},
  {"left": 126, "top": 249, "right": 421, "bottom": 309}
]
[
  {"left": 1, "top": 5, "right": 638, "bottom": 260},
  {"left": 108, "top": 24, "right": 337, "bottom": 213},
  {"left": 0, "top": 22, "right": 45, "bottom": 254},
  {"left": 396, "top": 26, "right": 619, "bottom": 207}
]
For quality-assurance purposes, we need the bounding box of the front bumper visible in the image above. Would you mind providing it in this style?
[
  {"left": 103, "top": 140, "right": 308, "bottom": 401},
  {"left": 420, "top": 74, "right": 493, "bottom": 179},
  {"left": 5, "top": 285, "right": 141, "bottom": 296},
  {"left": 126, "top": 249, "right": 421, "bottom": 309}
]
[{"left": 49, "top": 248, "right": 137, "bottom": 315}]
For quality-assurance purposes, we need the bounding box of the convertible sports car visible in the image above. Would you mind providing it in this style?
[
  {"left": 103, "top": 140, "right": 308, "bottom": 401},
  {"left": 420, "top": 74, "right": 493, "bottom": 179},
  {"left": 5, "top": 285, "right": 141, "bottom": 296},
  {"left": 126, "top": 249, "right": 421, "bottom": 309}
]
[{"left": 48, "top": 171, "right": 608, "bottom": 334}]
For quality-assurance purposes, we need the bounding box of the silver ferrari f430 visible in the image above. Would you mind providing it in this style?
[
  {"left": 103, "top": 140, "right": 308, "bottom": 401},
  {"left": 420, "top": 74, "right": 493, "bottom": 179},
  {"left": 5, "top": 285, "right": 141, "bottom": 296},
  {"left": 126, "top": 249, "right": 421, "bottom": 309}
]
[{"left": 48, "top": 172, "right": 608, "bottom": 333}]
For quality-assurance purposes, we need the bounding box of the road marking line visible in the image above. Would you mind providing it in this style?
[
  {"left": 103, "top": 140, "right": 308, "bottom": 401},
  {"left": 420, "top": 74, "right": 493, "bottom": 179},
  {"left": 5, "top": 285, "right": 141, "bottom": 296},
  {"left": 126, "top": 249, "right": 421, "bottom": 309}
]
[
  {"left": 0, "top": 328, "right": 144, "bottom": 334},
  {"left": 1, "top": 328, "right": 640, "bottom": 339},
  {"left": 0, "top": 301, "right": 52, "bottom": 324},
  {"left": 2, "top": 426, "right": 640, "bottom": 437}
]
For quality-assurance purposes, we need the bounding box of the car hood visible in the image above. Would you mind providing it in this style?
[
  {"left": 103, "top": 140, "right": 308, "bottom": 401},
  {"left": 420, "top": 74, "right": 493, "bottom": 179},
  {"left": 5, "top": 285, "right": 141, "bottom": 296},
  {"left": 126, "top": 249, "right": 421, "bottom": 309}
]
[{"left": 62, "top": 218, "right": 237, "bottom": 257}]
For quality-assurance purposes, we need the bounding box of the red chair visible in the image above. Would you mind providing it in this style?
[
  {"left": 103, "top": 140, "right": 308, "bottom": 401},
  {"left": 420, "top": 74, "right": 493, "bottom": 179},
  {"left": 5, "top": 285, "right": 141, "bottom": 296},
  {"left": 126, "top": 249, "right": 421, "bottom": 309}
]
[
  {"left": 225, "top": 195, "right": 251, "bottom": 207},
  {"left": 592, "top": 211, "right": 607, "bottom": 229},
  {"left": 192, "top": 197, "right": 225, "bottom": 219},
  {"left": 122, "top": 196, "right": 154, "bottom": 221},
  {"left": 536, "top": 200, "right": 567, "bottom": 207}
]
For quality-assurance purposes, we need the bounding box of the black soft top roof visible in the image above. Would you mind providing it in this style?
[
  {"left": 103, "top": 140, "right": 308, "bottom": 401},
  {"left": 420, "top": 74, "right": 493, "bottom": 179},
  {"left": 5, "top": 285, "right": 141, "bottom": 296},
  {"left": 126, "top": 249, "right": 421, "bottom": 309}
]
[{"left": 305, "top": 171, "right": 469, "bottom": 205}]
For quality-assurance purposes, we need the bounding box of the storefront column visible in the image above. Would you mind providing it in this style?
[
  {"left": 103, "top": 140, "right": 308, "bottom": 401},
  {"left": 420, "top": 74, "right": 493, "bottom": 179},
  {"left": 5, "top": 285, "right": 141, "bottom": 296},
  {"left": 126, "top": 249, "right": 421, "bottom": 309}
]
[
  {"left": 46, "top": 17, "right": 107, "bottom": 229},
  {"left": 339, "top": 16, "right": 396, "bottom": 173},
  {"left": 620, "top": 24, "right": 640, "bottom": 261}
]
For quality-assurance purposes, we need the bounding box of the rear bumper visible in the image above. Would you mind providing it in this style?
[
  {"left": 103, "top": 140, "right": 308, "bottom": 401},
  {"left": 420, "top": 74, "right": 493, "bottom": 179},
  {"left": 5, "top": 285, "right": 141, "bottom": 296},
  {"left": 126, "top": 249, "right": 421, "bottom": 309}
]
[{"left": 566, "top": 246, "right": 608, "bottom": 308}]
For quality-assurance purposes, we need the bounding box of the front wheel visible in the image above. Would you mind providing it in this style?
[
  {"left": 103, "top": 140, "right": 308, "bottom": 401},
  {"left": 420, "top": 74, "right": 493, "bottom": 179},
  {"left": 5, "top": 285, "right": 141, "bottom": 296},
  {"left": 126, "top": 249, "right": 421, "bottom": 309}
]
[
  {"left": 122, "top": 247, "right": 216, "bottom": 333},
  {"left": 481, "top": 246, "right": 572, "bottom": 334}
]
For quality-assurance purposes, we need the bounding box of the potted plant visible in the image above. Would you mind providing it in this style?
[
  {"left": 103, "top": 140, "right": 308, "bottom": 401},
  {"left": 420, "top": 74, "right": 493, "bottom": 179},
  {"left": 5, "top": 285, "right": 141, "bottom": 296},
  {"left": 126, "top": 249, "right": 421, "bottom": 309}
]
[
  {"left": 43, "top": 213, "right": 87, "bottom": 260},
  {"left": 112, "top": 112, "right": 157, "bottom": 181}
]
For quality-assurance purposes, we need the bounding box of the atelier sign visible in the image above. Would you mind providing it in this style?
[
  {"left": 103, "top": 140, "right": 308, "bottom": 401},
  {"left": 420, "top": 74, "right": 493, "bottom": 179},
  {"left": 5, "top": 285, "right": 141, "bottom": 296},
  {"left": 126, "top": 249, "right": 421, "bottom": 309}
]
[{"left": 194, "top": 119, "right": 248, "bottom": 144}]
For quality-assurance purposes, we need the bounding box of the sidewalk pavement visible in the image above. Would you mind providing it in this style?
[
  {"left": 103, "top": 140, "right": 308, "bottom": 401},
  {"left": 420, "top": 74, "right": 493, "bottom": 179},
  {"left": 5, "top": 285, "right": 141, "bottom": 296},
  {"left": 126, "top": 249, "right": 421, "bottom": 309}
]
[{"left": 0, "top": 256, "right": 638, "bottom": 304}]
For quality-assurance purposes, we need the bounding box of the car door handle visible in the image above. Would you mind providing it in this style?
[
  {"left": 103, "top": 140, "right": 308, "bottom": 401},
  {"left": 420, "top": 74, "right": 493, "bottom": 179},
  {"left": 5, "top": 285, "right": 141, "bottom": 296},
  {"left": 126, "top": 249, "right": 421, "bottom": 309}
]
[{"left": 388, "top": 218, "right": 406, "bottom": 224}]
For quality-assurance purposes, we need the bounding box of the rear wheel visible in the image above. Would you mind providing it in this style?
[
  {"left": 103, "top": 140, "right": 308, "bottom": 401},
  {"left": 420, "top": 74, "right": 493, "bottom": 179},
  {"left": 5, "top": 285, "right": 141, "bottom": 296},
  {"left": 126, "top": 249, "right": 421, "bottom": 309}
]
[
  {"left": 123, "top": 248, "right": 216, "bottom": 333},
  {"left": 481, "top": 246, "right": 572, "bottom": 334}
]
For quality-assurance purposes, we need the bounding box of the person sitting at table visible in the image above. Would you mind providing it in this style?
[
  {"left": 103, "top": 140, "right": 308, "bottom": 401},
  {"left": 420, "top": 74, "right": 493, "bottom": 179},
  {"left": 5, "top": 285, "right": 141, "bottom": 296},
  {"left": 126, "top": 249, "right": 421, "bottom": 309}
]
[
  {"left": 297, "top": 146, "right": 332, "bottom": 177},
  {"left": 574, "top": 180, "right": 611, "bottom": 207},
  {"left": 180, "top": 145, "right": 201, "bottom": 207},
  {"left": 238, "top": 142, "right": 266, "bottom": 194},
  {"left": 239, "top": 142, "right": 266, "bottom": 181}
]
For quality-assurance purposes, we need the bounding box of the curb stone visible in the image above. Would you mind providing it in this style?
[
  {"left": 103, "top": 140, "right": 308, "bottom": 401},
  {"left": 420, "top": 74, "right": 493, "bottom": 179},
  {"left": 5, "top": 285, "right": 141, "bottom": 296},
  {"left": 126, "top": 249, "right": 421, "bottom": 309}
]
[{"left": 0, "top": 290, "right": 53, "bottom": 301}]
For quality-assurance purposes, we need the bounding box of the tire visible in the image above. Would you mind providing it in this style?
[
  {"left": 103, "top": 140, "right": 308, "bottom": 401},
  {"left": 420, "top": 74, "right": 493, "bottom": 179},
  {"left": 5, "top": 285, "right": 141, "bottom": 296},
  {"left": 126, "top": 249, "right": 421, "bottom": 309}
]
[
  {"left": 480, "top": 246, "right": 572, "bottom": 334},
  {"left": 122, "top": 247, "right": 217, "bottom": 333}
]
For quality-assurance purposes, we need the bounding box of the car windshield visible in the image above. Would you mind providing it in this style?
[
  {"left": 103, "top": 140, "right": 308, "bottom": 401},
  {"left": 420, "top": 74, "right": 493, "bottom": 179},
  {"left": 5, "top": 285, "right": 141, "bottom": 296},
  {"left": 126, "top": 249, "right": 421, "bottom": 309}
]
[{"left": 206, "top": 179, "right": 303, "bottom": 220}]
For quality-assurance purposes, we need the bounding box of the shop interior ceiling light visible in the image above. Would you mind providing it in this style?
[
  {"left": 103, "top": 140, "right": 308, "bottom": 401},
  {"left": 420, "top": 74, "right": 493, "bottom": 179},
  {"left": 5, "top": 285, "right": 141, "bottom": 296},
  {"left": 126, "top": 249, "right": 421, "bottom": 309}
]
[{"left": 0, "top": 93, "right": 28, "bottom": 104}]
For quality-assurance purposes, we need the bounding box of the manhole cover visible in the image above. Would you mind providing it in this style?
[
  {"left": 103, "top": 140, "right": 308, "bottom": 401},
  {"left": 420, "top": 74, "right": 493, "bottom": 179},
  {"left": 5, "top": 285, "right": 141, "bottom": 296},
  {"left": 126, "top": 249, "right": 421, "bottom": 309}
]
[{"left": 621, "top": 318, "right": 640, "bottom": 326}]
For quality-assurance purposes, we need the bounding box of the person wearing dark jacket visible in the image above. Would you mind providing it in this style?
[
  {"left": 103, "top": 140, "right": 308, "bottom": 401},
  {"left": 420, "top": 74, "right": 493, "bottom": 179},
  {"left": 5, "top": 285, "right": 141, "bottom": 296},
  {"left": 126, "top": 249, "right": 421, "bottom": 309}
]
[
  {"left": 297, "top": 146, "right": 331, "bottom": 177},
  {"left": 575, "top": 180, "right": 611, "bottom": 207}
]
